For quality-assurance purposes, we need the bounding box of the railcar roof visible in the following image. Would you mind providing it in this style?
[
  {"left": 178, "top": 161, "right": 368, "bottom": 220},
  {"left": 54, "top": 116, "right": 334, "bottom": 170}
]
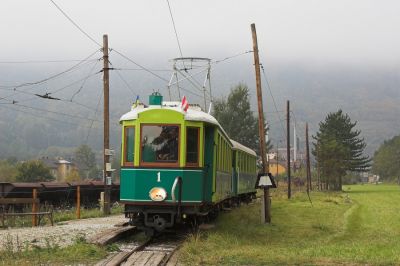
[
  {"left": 120, "top": 102, "right": 257, "bottom": 156},
  {"left": 119, "top": 103, "right": 220, "bottom": 126},
  {"left": 230, "top": 139, "right": 257, "bottom": 156}
]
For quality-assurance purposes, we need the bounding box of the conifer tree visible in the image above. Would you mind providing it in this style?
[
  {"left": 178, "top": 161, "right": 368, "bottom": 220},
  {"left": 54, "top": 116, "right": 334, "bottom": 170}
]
[{"left": 312, "top": 110, "right": 370, "bottom": 190}]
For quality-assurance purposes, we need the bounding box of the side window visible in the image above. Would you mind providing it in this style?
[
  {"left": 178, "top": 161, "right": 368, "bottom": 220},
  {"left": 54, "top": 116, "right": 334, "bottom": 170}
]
[
  {"left": 238, "top": 152, "right": 242, "bottom": 171},
  {"left": 186, "top": 127, "right": 199, "bottom": 166},
  {"left": 218, "top": 135, "right": 222, "bottom": 171},
  {"left": 222, "top": 139, "right": 226, "bottom": 172},
  {"left": 124, "top": 126, "right": 135, "bottom": 166},
  {"left": 246, "top": 155, "right": 249, "bottom": 173}
]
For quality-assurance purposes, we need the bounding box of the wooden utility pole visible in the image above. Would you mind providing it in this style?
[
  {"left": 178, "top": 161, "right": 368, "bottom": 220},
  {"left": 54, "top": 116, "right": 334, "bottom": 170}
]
[
  {"left": 251, "top": 23, "right": 271, "bottom": 223},
  {"left": 76, "top": 186, "right": 81, "bottom": 219},
  {"left": 32, "top": 189, "right": 37, "bottom": 226},
  {"left": 287, "top": 100, "right": 291, "bottom": 199},
  {"left": 316, "top": 141, "right": 321, "bottom": 190},
  {"left": 276, "top": 141, "right": 279, "bottom": 178},
  {"left": 306, "top": 123, "right": 312, "bottom": 192},
  {"left": 103, "top": 34, "right": 111, "bottom": 215}
]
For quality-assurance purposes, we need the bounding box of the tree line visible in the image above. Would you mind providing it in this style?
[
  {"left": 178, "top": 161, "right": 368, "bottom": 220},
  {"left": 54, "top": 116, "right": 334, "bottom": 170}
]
[
  {"left": 0, "top": 145, "right": 108, "bottom": 183},
  {"left": 213, "top": 84, "right": 374, "bottom": 191},
  {"left": 2, "top": 82, "right": 393, "bottom": 189},
  {"left": 372, "top": 135, "right": 400, "bottom": 181}
]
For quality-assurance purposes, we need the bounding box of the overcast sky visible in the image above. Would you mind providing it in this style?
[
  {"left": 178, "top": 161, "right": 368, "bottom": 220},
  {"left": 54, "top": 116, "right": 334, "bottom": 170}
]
[
  {"left": 1, "top": 0, "right": 400, "bottom": 154},
  {"left": 1, "top": 0, "right": 400, "bottom": 66}
]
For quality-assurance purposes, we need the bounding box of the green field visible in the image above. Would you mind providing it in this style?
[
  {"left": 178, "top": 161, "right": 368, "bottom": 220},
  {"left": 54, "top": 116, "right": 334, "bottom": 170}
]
[{"left": 179, "top": 184, "right": 400, "bottom": 265}]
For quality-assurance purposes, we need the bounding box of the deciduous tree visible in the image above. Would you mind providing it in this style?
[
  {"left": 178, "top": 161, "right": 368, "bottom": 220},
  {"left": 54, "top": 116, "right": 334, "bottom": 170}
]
[
  {"left": 74, "top": 145, "right": 97, "bottom": 179},
  {"left": 65, "top": 169, "right": 81, "bottom": 182},
  {"left": 0, "top": 160, "right": 18, "bottom": 182},
  {"left": 15, "top": 160, "right": 54, "bottom": 182},
  {"left": 213, "top": 83, "right": 272, "bottom": 153},
  {"left": 372, "top": 135, "right": 400, "bottom": 180}
]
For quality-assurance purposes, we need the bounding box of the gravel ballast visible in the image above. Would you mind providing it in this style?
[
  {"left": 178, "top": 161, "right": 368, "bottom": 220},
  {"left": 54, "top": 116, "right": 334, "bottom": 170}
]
[{"left": 0, "top": 215, "right": 126, "bottom": 251}]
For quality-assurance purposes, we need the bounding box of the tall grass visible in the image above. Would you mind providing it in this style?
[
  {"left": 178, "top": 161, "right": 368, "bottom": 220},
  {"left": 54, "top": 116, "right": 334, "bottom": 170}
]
[{"left": 0, "top": 233, "right": 107, "bottom": 265}]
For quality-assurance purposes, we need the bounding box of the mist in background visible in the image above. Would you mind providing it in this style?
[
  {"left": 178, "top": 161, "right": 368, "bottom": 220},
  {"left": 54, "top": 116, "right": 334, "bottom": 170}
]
[{"left": 1, "top": 0, "right": 399, "bottom": 158}]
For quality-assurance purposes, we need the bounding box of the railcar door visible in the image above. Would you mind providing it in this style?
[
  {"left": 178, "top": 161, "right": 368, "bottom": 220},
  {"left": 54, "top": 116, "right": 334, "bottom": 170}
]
[{"left": 203, "top": 125, "right": 215, "bottom": 202}]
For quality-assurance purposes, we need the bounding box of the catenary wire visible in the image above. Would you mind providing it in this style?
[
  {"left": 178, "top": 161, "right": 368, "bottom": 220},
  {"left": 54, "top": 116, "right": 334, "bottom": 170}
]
[
  {"left": 13, "top": 103, "right": 100, "bottom": 122},
  {"left": 110, "top": 49, "right": 169, "bottom": 83},
  {"left": 116, "top": 68, "right": 171, "bottom": 72},
  {"left": 50, "top": 69, "right": 101, "bottom": 95},
  {"left": 70, "top": 59, "right": 101, "bottom": 101},
  {"left": 0, "top": 59, "right": 98, "bottom": 64},
  {"left": 1, "top": 70, "right": 101, "bottom": 111},
  {"left": 85, "top": 91, "right": 103, "bottom": 144},
  {"left": 49, "top": 0, "right": 102, "bottom": 47},
  {"left": 213, "top": 50, "right": 253, "bottom": 64},
  {"left": 108, "top": 60, "right": 136, "bottom": 96},
  {"left": 260, "top": 64, "right": 287, "bottom": 140},
  {"left": 0, "top": 104, "right": 98, "bottom": 128},
  {"left": 0, "top": 50, "right": 100, "bottom": 101},
  {"left": 166, "top": 0, "right": 184, "bottom": 58}
]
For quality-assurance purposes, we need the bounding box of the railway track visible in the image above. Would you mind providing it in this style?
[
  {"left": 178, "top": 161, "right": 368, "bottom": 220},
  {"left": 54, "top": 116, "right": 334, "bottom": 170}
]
[{"left": 96, "top": 230, "right": 184, "bottom": 266}]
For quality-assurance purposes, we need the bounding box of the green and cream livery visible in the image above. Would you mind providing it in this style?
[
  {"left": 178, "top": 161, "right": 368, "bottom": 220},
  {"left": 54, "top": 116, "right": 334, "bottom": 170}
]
[{"left": 119, "top": 93, "right": 257, "bottom": 233}]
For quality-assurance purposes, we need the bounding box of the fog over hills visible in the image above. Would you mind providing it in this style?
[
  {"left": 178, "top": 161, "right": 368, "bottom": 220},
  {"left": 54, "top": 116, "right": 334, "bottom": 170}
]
[{"left": 1, "top": 57, "right": 399, "bottom": 159}]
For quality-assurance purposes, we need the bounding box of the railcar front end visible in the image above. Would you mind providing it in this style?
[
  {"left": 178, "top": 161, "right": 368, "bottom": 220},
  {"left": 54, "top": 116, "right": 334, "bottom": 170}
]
[
  {"left": 119, "top": 93, "right": 258, "bottom": 234},
  {"left": 119, "top": 95, "right": 214, "bottom": 233}
]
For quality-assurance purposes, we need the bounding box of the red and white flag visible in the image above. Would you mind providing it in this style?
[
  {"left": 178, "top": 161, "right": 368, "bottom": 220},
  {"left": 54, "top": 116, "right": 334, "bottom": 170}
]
[{"left": 181, "top": 96, "right": 189, "bottom": 112}]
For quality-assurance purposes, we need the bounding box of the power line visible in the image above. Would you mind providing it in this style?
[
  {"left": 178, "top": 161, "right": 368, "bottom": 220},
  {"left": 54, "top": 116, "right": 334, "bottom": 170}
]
[
  {"left": 1, "top": 71, "right": 101, "bottom": 111},
  {"left": 51, "top": 70, "right": 101, "bottom": 95},
  {"left": 70, "top": 60, "right": 101, "bottom": 101},
  {"left": 13, "top": 103, "right": 99, "bottom": 122},
  {"left": 0, "top": 104, "right": 97, "bottom": 128},
  {"left": 108, "top": 60, "right": 136, "bottom": 96},
  {"left": 260, "top": 64, "right": 287, "bottom": 140},
  {"left": 49, "top": 0, "right": 101, "bottom": 47},
  {"left": 0, "top": 50, "right": 100, "bottom": 101},
  {"left": 113, "top": 67, "right": 171, "bottom": 72},
  {"left": 59, "top": 99, "right": 98, "bottom": 112},
  {"left": 166, "top": 0, "right": 184, "bottom": 58},
  {"left": 1, "top": 91, "right": 99, "bottom": 112},
  {"left": 111, "top": 49, "right": 169, "bottom": 82},
  {"left": 0, "top": 57, "right": 97, "bottom": 91},
  {"left": 85, "top": 91, "right": 103, "bottom": 144},
  {"left": 0, "top": 59, "right": 98, "bottom": 64},
  {"left": 214, "top": 50, "right": 253, "bottom": 64}
]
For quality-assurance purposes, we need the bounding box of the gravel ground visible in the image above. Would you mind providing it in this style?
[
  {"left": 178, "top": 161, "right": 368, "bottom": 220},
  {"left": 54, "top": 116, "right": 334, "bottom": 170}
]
[{"left": 0, "top": 215, "right": 127, "bottom": 252}]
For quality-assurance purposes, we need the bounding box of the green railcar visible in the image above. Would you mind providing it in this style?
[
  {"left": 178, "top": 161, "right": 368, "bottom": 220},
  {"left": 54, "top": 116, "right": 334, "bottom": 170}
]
[{"left": 119, "top": 94, "right": 257, "bottom": 233}]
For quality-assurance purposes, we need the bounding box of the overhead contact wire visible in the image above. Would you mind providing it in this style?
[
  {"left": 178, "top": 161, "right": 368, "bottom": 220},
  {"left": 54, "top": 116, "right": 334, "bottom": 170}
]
[
  {"left": 261, "top": 64, "right": 287, "bottom": 140},
  {"left": 49, "top": 0, "right": 101, "bottom": 47},
  {"left": 13, "top": 103, "right": 99, "bottom": 122},
  {"left": 111, "top": 49, "right": 169, "bottom": 82},
  {"left": 166, "top": 0, "right": 184, "bottom": 58}
]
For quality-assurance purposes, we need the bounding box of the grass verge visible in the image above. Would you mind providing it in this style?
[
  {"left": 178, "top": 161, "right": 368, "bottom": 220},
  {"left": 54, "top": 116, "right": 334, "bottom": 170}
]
[
  {"left": 0, "top": 235, "right": 108, "bottom": 266},
  {"left": 178, "top": 184, "right": 400, "bottom": 265}
]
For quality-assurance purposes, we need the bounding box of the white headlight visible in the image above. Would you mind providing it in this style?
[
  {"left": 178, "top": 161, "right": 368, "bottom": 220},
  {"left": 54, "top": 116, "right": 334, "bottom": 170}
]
[{"left": 149, "top": 187, "right": 167, "bottom": 201}]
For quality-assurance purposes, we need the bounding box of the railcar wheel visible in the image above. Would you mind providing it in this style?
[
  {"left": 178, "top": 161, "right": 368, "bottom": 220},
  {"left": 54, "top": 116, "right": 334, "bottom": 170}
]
[
  {"left": 153, "top": 215, "right": 167, "bottom": 232},
  {"left": 144, "top": 227, "right": 155, "bottom": 237}
]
